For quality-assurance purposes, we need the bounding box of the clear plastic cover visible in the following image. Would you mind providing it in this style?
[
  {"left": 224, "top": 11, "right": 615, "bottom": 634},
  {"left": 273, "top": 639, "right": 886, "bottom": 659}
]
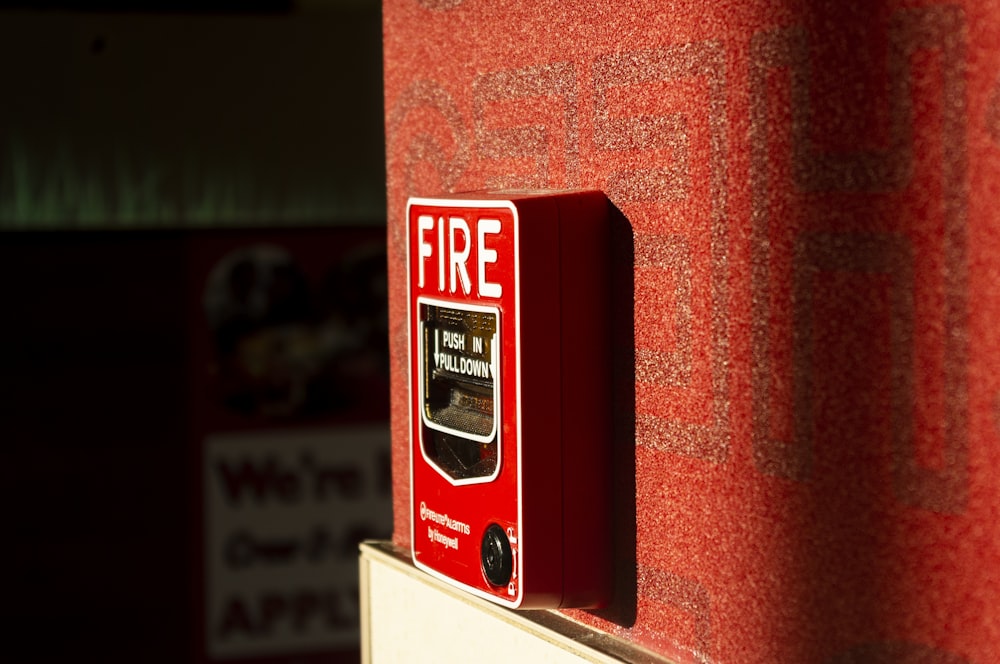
[{"left": 419, "top": 302, "right": 499, "bottom": 481}]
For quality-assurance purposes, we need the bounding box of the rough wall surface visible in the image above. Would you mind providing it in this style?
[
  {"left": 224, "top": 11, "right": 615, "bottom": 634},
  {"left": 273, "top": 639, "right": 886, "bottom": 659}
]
[{"left": 383, "top": 1, "right": 1000, "bottom": 661}]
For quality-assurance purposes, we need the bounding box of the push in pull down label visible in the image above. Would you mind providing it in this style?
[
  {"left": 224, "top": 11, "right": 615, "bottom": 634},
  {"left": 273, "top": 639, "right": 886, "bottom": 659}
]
[{"left": 418, "top": 299, "right": 500, "bottom": 484}]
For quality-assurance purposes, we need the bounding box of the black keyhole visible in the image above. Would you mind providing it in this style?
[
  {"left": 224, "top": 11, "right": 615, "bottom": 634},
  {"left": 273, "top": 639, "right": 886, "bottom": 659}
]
[{"left": 480, "top": 524, "right": 512, "bottom": 587}]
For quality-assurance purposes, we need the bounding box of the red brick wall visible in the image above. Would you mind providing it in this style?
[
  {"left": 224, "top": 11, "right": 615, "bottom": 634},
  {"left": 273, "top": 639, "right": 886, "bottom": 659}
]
[{"left": 383, "top": 1, "right": 1000, "bottom": 661}]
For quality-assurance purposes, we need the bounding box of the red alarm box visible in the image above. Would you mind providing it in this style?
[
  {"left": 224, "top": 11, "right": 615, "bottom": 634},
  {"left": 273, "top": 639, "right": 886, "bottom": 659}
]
[{"left": 407, "top": 191, "right": 614, "bottom": 608}]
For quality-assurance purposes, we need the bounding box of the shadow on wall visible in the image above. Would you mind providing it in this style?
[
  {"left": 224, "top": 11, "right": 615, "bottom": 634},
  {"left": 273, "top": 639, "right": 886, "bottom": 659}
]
[{"left": 586, "top": 202, "right": 637, "bottom": 628}]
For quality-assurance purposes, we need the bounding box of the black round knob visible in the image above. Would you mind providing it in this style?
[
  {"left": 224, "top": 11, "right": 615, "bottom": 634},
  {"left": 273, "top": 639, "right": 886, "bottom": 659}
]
[{"left": 480, "top": 524, "right": 513, "bottom": 587}]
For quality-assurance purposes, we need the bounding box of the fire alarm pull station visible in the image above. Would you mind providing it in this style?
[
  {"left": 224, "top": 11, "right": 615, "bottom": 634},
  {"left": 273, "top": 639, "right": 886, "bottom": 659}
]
[{"left": 407, "top": 191, "right": 613, "bottom": 609}]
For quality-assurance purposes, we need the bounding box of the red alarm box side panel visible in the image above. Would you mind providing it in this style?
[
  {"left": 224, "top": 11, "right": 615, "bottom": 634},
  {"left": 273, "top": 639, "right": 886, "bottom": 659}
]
[
  {"left": 506, "top": 194, "right": 566, "bottom": 609},
  {"left": 515, "top": 191, "right": 615, "bottom": 609},
  {"left": 554, "top": 192, "right": 615, "bottom": 608}
]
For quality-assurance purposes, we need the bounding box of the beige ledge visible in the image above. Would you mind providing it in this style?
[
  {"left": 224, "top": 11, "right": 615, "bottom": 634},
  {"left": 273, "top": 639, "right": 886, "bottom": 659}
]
[{"left": 359, "top": 541, "right": 671, "bottom": 664}]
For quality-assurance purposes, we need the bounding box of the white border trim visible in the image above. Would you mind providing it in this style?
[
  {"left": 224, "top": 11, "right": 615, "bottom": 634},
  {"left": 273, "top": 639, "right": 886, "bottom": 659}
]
[{"left": 406, "top": 197, "right": 524, "bottom": 608}]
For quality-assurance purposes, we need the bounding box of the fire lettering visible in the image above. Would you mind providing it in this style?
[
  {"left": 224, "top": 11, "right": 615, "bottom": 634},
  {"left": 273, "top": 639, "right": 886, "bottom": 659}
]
[{"left": 417, "top": 213, "right": 503, "bottom": 298}]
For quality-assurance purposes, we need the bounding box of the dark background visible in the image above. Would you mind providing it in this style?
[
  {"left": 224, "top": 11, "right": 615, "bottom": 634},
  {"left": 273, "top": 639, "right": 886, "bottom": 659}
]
[
  {"left": 0, "top": 1, "right": 385, "bottom": 229},
  {"left": 0, "top": 2, "right": 388, "bottom": 662}
]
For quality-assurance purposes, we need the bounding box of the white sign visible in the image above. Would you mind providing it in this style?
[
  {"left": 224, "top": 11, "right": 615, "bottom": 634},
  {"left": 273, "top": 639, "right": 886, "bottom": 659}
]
[{"left": 204, "top": 426, "right": 391, "bottom": 659}]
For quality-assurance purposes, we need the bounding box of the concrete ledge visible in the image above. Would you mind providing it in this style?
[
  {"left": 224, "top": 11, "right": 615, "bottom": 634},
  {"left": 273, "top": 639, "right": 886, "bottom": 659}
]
[{"left": 359, "top": 541, "right": 670, "bottom": 664}]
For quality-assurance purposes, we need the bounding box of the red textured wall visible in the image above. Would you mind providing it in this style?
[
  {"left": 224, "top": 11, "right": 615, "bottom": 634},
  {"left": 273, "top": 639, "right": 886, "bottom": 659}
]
[{"left": 382, "top": 1, "right": 1000, "bottom": 661}]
